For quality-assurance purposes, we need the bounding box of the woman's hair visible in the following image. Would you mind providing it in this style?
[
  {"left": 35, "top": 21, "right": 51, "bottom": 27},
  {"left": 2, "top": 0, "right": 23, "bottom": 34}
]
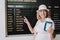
[{"left": 36, "top": 10, "right": 51, "bottom": 20}]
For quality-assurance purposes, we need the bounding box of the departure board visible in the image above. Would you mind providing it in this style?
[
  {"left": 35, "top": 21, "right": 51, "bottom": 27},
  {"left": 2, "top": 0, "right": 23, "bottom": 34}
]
[
  {"left": 52, "top": 6, "right": 60, "bottom": 34},
  {"left": 7, "top": 5, "right": 37, "bottom": 35},
  {"left": 7, "top": 1, "right": 60, "bottom": 35},
  {"left": 7, "top": 8, "right": 14, "bottom": 35}
]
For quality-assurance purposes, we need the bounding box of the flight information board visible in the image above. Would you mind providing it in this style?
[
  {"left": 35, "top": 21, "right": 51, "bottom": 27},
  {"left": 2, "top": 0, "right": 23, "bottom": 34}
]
[
  {"left": 7, "top": 2, "right": 60, "bottom": 35},
  {"left": 7, "top": 5, "right": 37, "bottom": 35}
]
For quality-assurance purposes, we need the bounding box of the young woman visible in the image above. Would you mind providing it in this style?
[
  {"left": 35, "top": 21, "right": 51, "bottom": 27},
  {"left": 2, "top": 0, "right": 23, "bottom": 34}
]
[{"left": 24, "top": 4, "right": 55, "bottom": 40}]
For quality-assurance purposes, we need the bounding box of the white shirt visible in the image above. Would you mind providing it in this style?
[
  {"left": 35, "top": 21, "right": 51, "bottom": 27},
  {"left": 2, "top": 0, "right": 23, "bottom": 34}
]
[{"left": 34, "top": 18, "right": 55, "bottom": 40}]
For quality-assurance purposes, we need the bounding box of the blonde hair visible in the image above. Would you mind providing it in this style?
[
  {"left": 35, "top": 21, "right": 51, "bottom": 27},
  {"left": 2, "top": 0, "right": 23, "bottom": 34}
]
[{"left": 36, "top": 10, "right": 51, "bottom": 20}]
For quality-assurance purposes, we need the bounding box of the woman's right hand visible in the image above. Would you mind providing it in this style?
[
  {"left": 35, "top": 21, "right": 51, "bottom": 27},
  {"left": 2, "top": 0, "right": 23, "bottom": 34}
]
[{"left": 24, "top": 16, "right": 29, "bottom": 25}]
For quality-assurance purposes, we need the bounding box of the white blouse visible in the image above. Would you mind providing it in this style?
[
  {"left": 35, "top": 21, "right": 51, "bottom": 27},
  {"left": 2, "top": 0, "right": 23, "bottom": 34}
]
[{"left": 34, "top": 18, "right": 55, "bottom": 40}]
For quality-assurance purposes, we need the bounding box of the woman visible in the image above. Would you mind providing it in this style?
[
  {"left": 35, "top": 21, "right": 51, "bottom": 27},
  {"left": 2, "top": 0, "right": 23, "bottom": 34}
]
[{"left": 24, "top": 4, "right": 55, "bottom": 40}]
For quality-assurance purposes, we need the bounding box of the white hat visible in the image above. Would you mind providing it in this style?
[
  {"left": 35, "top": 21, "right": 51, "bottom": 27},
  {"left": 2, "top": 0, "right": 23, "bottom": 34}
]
[{"left": 38, "top": 4, "right": 49, "bottom": 11}]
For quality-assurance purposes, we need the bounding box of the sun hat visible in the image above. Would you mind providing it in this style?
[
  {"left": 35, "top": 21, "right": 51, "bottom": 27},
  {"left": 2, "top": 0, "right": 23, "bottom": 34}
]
[{"left": 38, "top": 4, "right": 49, "bottom": 11}]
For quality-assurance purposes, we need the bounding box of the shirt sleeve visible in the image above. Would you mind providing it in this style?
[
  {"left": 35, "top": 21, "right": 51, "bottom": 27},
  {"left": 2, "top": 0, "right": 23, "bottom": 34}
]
[
  {"left": 45, "top": 21, "right": 52, "bottom": 31},
  {"left": 45, "top": 18, "right": 55, "bottom": 31},
  {"left": 46, "top": 21, "right": 55, "bottom": 31},
  {"left": 52, "top": 22, "right": 55, "bottom": 30}
]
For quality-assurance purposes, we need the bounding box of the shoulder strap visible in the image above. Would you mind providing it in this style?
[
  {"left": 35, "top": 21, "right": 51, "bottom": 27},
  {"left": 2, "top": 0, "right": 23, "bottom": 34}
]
[{"left": 44, "top": 21, "right": 52, "bottom": 32}]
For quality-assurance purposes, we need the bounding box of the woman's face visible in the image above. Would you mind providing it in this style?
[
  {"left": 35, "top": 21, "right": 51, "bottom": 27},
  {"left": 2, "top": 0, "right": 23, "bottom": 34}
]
[{"left": 38, "top": 10, "right": 47, "bottom": 19}]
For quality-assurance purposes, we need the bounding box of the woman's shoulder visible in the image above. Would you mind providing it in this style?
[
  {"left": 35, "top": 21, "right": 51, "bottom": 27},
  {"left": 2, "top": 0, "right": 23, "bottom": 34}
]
[{"left": 45, "top": 18, "right": 53, "bottom": 22}]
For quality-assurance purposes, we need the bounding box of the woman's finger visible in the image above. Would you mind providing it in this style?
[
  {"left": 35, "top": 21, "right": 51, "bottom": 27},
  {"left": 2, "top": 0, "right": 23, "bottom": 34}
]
[
  {"left": 24, "top": 16, "right": 27, "bottom": 19},
  {"left": 24, "top": 16, "right": 28, "bottom": 23}
]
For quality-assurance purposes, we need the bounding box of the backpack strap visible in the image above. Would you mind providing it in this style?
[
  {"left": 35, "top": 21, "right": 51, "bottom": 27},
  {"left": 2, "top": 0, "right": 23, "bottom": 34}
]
[{"left": 44, "top": 21, "right": 52, "bottom": 32}]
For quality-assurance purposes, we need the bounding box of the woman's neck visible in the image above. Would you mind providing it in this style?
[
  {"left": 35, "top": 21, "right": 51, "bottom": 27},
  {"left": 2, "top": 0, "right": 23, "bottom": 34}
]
[{"left": 40, "top": 18, "right": 45, "bottom": 22}]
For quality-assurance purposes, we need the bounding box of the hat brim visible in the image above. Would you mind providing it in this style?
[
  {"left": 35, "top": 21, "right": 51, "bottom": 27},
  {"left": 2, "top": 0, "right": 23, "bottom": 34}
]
[
  {"left": 38, "top": 9, "right": 49, "bottom": 11},
  {"left": 36, "top": 9, "right": 49, "bottom": 12}
]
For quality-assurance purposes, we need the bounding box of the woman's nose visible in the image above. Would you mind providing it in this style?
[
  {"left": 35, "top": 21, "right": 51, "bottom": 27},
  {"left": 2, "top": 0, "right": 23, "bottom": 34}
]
[{"left": 41, "top": 11, "right": 44, "bottom": 13}]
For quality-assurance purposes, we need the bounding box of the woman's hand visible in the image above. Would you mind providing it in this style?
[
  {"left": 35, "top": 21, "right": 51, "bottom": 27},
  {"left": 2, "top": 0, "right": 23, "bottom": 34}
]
[
  {"left": 24, "top": 16, "right": 29, "bottom": 25},
  {"left": 47, "top": 27, "right": 53, "bottom": 34},
  {"left": 47, "top": 27, "right": 54, "bottom": 40}
]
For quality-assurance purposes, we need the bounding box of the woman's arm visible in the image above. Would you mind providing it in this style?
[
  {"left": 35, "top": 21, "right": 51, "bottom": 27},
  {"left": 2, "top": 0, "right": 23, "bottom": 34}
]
[
  {"left": 24, "top": 17, "right": 34, "bottom": 34},
  {"left": 47, "top": 27, "right": 54, "bottom": 40},
  {"left": 27, "top": 22, "right": 34, "bottom": 34}
]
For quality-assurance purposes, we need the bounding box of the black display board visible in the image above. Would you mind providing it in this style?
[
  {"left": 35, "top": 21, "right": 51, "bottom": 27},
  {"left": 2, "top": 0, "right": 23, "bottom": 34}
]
[
  {"left": 52, "top": 6, "right": 60, "bottom": 34},
  {"left": 7, "top": 3, "right": 38, "bottom": 35},
  {"left": 7, "top": 1, "right": 60, "bottom": 35}
]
